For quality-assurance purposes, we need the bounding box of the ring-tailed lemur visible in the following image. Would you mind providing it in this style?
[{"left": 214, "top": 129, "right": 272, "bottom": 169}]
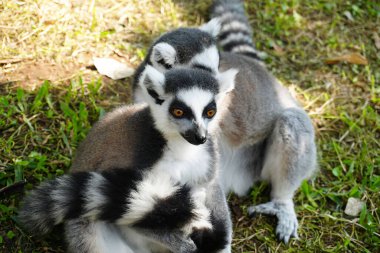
[
  {"left": 131, "top": 0, "right": 317, "bottom": 244},
  {"left": 19, "top": 66, "right": 237, "bottom": 253}
]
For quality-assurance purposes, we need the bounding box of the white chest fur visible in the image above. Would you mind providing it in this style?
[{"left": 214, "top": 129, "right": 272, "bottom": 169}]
[
  {"left": 218, "top": 136, "right": 255, "bottom": 196},
  {"left": 136, "top": 138, "right": 214, "bottom": 236},
  {"left": 154, "top": 138, "right": 212, "bottom": 186}
]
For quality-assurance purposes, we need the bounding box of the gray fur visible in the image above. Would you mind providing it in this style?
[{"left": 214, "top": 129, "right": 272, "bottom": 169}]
[
  {"left": 65, "top": 219, "right": 136, "bottom": 253},
  {"left": 210, "top": 0, "right": 317, "bottom": 243},
  {"left": 71, "top": 104, "right": 160, "bottom": 172},
  {"left": 132, "top": 228, "right": 197, "bottom": 253},
  {"left": 205, "top": 179, "right": 233, "bottom": 245}
]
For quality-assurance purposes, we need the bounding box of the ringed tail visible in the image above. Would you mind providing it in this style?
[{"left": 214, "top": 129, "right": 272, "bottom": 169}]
[
  {"left": 18, "top": 169, "right": 195, "bottom": 235},
  {"left": 210, "top": 0, "right": 264, "bottom": 61}
]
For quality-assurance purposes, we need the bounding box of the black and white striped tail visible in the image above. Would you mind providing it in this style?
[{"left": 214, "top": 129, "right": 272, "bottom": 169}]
[
  {"left": 18, "top": 169, "right": 195, "bottom": 235},
  {"left": 210, "top": 0, "right": 264, "bottom": 61}
]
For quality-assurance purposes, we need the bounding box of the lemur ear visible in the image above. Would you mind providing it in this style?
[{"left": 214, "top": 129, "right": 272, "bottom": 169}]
[
  {"left": 139, "top": 65, "right": 166, "bottom": 104},
  {"left": 151, "top": 42, "right": 177, "bottom": 69},
  {"left": 199, "top": 18, "right": 221, "bottom": 38},
  {"left": 216, "top": 68, "right": 238, "bottom": 99}
]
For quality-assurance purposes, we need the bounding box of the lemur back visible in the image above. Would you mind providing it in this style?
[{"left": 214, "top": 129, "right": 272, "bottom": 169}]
[
  {"left": 71, "top": 104, "right": 163, "bottom": 172},
  {"left": 19, "top": 66, "right": 236, "bottom": 253}
]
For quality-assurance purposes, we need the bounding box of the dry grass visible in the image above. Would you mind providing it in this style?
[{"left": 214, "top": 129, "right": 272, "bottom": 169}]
[
  {"left": 0, "top": 0, "right": 210, "bottom": 89},
  {"left": 1, "top": 0, "right": 379, "bottom": 252}
]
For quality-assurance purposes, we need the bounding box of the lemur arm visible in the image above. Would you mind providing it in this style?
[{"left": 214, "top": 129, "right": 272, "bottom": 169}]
[
  {"left": 190, "top": 179, "right": 232, "bottom": 253},
  {"left": 130, "top": 187, "right": 214, "bottom": 253}
]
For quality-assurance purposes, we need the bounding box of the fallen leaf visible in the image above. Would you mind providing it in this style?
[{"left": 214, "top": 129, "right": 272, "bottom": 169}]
[
  {"left": 325, "top": 53, "right": 368, "bottom": 65},
  {"left": 344, "top": 197, "right": 365, "bottom": 217},
  {"left": 93, "top": 57, "right": 135, "bottom": 80},
  {"left": 373, "top": 32, "right": 380, "bottom": 50}
]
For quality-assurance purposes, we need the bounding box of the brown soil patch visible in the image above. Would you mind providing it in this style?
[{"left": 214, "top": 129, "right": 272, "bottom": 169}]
[{"left": 1, "top": 60, "right": 82, "bottom": 90}]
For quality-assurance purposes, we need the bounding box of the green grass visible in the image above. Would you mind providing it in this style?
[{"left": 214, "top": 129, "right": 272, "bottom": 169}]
[{"left": 1, "top": 0, "right": 379, "bottom": 252}]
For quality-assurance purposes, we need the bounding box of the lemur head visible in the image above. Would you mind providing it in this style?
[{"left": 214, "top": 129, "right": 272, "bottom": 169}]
[
  {"left": 134, "top": 19, "right": 221, "bottom": 102},
  {"left": 149, "top": 18, "right": 221, "bottom": 74},
  {"left": 139, "top": 65, "right": 237, "bottom": 145}
]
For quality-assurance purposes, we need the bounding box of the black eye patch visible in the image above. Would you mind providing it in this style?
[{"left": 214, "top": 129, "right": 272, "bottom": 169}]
[
  {"left": 192, "top": 63, "right": 214, "bottom": 74},
  {"left": 202, "top": 100, "right": 217, "bottom": 118},
  {"left": 147, "top": 89, "right": 165, "bottom": 105},
  {"left": 157, "top": 58, "right": 172, "bottom": 69},
  {"left": 169, "top": 100, "right": 194, "bottom": 120}
]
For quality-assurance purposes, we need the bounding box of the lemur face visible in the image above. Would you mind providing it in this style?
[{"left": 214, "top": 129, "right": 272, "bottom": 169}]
[
  {"left": 139, "top": 66, "right": 237, "bottom": 145},
  {"left": 168, "top": 88, "right": 217, "bottom": 145}
]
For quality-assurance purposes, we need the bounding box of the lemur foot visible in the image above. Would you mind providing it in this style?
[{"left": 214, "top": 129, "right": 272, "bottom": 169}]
[{"left": 247, "top": 201, "right": 299, "bottom": 244}]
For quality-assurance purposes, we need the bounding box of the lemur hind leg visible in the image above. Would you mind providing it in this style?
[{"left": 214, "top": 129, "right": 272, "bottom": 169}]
[
  {"left": 65, "top": 219, "right": 135, "bottom": 253},
  {"left": 248, "top": 108, "right": 317, "bottom": 243}
]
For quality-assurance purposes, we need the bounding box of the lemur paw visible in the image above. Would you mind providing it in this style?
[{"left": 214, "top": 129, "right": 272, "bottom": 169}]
[
  {"left": 275, "top": 210, "right": 298, "bottom": 244},
  {"left": 247, "top": 201, "right": 298, "bottom": 244},
  {"left": 179, "top": 239, "right": 197, "bottom": 253}
]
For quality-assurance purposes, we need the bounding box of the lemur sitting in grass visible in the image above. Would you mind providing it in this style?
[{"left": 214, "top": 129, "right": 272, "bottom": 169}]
[{"left": 19, "top": 64, "right": 237, "bottom": 253}]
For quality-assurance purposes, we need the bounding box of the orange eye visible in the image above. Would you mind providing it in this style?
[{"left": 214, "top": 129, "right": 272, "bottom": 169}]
[
  {"left": 172, "top": 109, "right": 184, "bottom": 117},
  {"left": 206, "top": 109, "right": 216, "bottom": 118}
]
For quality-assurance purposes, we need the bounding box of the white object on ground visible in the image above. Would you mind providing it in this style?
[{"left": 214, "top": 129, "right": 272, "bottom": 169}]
[
  {"left": 93, "top": 57, "right": 134, "bottom": 80},
  {"left": 344, "top": 197, "right": 365, "bottom": 217}
]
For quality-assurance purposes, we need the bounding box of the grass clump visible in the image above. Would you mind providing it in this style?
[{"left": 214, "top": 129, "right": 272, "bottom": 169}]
[{"left": 1, "top": 0, "right": 379, "bottom": 252}]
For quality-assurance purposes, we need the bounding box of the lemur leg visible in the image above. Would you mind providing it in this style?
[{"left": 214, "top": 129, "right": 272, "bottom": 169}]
[
  {"left": 247, "top": 108, "right": 317, "bottom": 243},
  {"left": 208, "top": 181, "right": 233, "bottom": 253},
  {"left": 65, "top": 219, "right": 197, "bottom": 253},
  {"left": 65, "top": 219, "right": 135, "bottom": 253}
]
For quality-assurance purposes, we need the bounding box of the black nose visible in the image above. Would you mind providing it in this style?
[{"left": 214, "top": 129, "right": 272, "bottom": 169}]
[
  {"left": 195, "top": 135, "right": 207, "bottom": 144},
  {"left": 182, "top": 132, "right": 207, "bottom": 145}
]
